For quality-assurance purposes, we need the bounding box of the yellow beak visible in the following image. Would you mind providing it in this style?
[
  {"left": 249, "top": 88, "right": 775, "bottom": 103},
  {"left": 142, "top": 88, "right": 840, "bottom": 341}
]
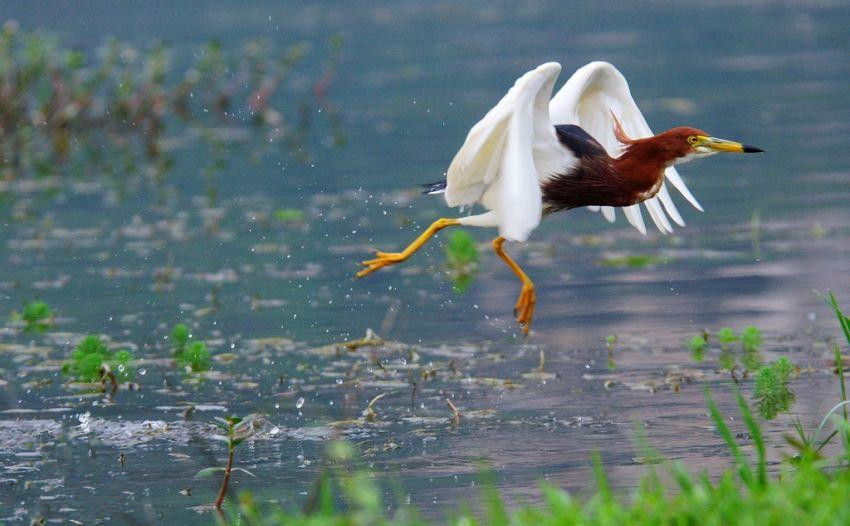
[{"left": 703, "top": 136, "right": 763, "bottom": 153}]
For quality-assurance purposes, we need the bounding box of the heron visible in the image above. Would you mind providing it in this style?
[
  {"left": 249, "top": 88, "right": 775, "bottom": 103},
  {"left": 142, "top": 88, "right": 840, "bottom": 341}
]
[{"left": 356, "top": 61, "right": 762, "bottom": 334}]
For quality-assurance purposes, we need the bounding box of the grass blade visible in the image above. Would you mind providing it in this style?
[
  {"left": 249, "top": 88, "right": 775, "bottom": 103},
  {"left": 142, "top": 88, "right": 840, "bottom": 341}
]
[
  {"left": 735, "top": 390, "right": 766, "bottom": 487},
  {"left": 705, "top": 387, "right": 753, "bottom": 486}
]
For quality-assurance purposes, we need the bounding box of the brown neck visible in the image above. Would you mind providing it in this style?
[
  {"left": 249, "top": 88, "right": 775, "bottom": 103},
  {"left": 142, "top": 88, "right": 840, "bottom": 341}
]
[{"left": 612, "top": 138, "right": 674, "bottom": 203}]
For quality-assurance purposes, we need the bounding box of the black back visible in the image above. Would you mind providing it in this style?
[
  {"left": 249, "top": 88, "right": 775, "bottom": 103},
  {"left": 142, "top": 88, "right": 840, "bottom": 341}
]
[{"left": 554, "top": 125, "right": 608, "bottom": 159}]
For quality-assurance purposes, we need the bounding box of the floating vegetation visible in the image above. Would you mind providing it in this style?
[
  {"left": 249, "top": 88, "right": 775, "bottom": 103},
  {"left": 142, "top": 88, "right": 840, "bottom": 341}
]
[
  {"left": 10, "top": 300, "right": 53, "bottom": 332},
  {"left": 196, "top": 415, "right": 258, "bottom": 510},
  {"left": 61, "top": 334, "right": 133, "bottom": 392},
  {"left": 599, "top": 253, "right": 663, "bottom": 268},
  {"left": 444, "top": 229, "right": 479, "bottom": 293},
  {"left": 0, "top": 22, "right": 342, "bottom": 182},
  {"left": 272, "top": 208, "right": 306, "bottom": 224},
  {"left": 688, "top": 333, "right": 708, "bottom": 362},
  {"left": 687, "top": 326, "right": 763, "bottom": 374},
  {"left": 171, "top": 323, "right": 211, "bottom": 373}
]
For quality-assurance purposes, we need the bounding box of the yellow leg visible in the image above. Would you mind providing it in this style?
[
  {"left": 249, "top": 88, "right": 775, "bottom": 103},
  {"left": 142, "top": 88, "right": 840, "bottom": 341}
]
[
  {"left": 492, "top": 236, "right": 536, "bottom": 335},
  {"left": 356, "top": 218, "right": 461, "bottom": 278}
]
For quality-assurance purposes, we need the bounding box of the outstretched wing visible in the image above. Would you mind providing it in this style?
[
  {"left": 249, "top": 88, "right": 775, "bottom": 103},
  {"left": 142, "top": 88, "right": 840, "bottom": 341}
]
[
  {"left": 445, "top": 62, "right": 571, "bottom": 242},
  {"left": 549, "top": 61, "right": 703, "bottom": 235}
]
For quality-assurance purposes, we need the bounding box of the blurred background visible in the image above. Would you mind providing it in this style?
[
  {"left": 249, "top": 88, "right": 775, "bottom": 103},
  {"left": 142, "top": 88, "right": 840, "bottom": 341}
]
[{"left": 1, "top": 1, "right": 848, "bottom": 522}]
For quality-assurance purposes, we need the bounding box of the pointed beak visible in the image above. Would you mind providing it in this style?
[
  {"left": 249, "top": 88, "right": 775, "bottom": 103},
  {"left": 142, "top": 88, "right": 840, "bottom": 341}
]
[{"left": 703, "top": 136, "right": 764, "bottom": 153}]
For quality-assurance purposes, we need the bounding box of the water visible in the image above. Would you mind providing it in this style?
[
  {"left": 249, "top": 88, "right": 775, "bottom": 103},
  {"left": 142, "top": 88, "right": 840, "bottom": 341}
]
[{"left": 1, "top": 1, "right": 849, "bottom": 522}]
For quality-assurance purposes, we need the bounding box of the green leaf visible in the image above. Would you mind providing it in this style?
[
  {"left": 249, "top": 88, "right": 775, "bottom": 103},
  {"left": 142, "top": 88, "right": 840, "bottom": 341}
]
[
  {"left": 195, "top": 466, "right": 226, "bottom": 478},
  {"left": 232, "top": 467, "right": 256, "bottom": 478}
]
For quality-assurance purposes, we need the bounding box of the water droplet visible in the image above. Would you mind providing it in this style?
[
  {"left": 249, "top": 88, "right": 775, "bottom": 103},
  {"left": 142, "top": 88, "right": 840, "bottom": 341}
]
[{"left": 295, "top": 397, "right": 305, "bottom": 409}]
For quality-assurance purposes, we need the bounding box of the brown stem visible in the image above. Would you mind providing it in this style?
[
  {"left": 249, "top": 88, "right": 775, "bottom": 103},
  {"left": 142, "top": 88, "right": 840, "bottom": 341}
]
[{"left": 214, "top": 445, "right": 234, "bottom": 509}]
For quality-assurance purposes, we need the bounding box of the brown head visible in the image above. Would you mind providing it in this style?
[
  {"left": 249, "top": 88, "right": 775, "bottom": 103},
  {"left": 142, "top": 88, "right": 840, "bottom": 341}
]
[{"left": 613, "top": 114, "right": 763, "bottom": 167}]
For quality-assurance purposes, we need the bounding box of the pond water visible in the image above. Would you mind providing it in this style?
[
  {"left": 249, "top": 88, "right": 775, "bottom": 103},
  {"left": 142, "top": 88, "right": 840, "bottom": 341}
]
[{"left": 1, "top": 1, "right": 849, "bottom": 523}]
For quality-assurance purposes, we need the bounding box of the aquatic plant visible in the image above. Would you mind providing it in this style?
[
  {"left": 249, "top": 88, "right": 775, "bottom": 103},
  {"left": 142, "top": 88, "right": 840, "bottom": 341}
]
[
  {"left": 10, "top": 300, "right": 53, "bottom": 332},
  {"left": 0, "top": 22, "right": 342, "bottom": 181},
  {"left": 171, "top": 323, "right": 211, "bottom": 372},
  {"left": 753, "top": 357, "right": 796, "bottom": 420},
  {"left": 197, "top": 415, "right": 257, "bottom": 510},
  {"left": 444, "top": 229, "right": 479, "bottom": 293},
  {"left": 272, "top": 208, "right": 306, "bottom": 223},
  {"left": 599, "top": 253, "right": 663, "bottom": 268},
  {"left": 716, "top": 327, "right": 738, "bottom": 350},
  {"left": 688, "top": 333, "right": 707, "bottom": 362},
  {"left": 61, "top": 335, "right": 133, "bottom": 392},
  {"left": 605, "top": 334, "right": 617, "bottom": 370},
  {"left": 687, "top": 326, "right": 762, "bottom": 372},
  {"left": 741, "top": 325, "right": 763, "bottom": 353}
]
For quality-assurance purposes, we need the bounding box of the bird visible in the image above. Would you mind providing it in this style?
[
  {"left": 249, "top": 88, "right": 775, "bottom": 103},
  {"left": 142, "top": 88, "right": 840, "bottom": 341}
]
[{"left": 355, "top": 61, "right": 762, "bottom": 335}]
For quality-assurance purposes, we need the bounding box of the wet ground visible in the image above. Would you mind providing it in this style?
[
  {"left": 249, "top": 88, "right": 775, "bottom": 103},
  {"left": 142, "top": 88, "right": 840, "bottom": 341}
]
[{"left": 2, "top": 1, "right": 850, "bottom": 523}]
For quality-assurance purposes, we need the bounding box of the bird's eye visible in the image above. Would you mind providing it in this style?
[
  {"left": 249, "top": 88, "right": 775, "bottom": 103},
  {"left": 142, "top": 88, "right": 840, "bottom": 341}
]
[{"left": 687, "top": 135, "right": 699, "bottom": 145}]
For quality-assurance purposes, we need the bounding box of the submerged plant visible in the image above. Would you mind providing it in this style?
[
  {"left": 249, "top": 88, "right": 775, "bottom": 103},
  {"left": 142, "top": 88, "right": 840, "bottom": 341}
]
[
  {"left": 11, "top": 300, "right": 53, "bottom": 332},
  {"left": 62, "top": 335, "right": 133, "bottom": 391},
  {"left": 197, "top": 415, "right": 257, "bottom": 510},
  {"left": 171, "top": 323, "right": 211, "bottom": 372},
  {"left": 688, "top": 333, "right": 708, "bottom": 362},
  {"left": 445, "top": 229, "right": 479, "bottom": 293},
  {"left": 753, "top": 357, "right": 796, "bottom": 420}
]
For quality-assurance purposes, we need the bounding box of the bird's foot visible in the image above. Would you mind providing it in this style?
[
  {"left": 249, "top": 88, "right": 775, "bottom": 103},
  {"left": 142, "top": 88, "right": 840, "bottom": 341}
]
[
  {"left": 513, "top": 285, "right": 536, "bottom": 335},
  {"left": 356, "top": 251, "right": 406, "bottom": 278}
]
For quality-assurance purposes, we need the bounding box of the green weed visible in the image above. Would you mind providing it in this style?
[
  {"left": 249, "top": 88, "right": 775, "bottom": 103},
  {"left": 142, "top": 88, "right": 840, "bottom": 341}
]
[
  {"left": 444, "top": 230, "right": 478, "bottom": 293},
  {"left": 61, "top": 335, "right": 133, "bottom": 392},
  {"left": 753, "top": 357, "right": 796, "bottom": 420},
  {"left": 272, "top": 208, "right": 305, "bottom": 223},
  {"left": 688, "top": 333, "right": 707, "bottom": 362},
  {"left": 687, "top": 326, "right": 763, "bottom": 372},
  {"left": 599, "top": 253, "right": 663, "bottom": 268},
  {"left": 11, "top": 300, "right": 53, "bottom": 332},
  {"left": 171, "top": 323, "right": 211, "bottom": 372}
]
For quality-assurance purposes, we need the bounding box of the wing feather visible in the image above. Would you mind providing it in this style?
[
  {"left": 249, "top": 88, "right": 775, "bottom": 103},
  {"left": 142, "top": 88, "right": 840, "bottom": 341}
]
[
  {"left": 445, "top": 62, "right": 568, "bottom": 242},
  {"left": 549, "top": 61, "right": 702, "bottom": 234}
]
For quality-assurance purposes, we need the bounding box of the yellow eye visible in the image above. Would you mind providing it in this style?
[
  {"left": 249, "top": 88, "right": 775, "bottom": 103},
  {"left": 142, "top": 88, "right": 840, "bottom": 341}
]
[{"left": 687, "top": 135, "right": 699, "bottom": 145}]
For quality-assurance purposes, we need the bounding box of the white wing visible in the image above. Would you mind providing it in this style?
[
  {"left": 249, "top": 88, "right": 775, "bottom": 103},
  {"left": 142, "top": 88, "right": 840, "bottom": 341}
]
[
  {"left": 445, "top": 62, "right": 572, "bottom": 242},
  {"left": 549, "top": 61, "right": 703, "bottom": 235}
]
